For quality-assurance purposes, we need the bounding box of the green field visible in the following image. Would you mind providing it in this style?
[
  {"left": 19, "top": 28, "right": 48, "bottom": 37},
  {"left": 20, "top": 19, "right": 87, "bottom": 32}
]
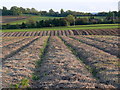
[
  {"left": 2, "top": 24, "right": 118, "bottom": 32},
  {"left": 77, "top": 16, "right": 106, "bottom": 19}
]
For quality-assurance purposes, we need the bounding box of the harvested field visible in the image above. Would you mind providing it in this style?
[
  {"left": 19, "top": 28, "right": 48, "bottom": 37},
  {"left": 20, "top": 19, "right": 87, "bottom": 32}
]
[
  {"left": 71, "top": 36, "right": 119, "bottom": 57},
  {"left": 1, "top": 35, "right": 120, "bottom": 89},
  {"left": 2, "top": 36, "right": 48, "bottom": 87},
  {"left": 1, "top": 37, "right": 30, "bottom": 47},
  {"left": 60, "top": 36, "right": 119, "bottom": 88},
  {"left": 1, "top": 16, "right": 29, "bottom": 24},
  {"left": 1, "top": 37, "right": 39, "bottom": 60},
  {"left": 84, "top": 35, "right": 119, "bottom": 45},
  {"left": 2, "top": 29, "right": 119, "bottom": 37}
]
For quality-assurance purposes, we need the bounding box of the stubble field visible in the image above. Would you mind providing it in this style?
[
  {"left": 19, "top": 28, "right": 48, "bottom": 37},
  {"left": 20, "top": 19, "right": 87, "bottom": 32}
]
[{"left": 1, "top": 34, "right": 119, "bottom": 89}]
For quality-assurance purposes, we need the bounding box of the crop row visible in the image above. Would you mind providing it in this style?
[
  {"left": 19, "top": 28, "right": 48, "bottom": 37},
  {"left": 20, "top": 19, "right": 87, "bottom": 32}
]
[
  {"left": 71, "top": 36, "right": 119, "bottom": 57},
  {"left": 1, "top": 37, "right": 31, "bottom": 48},
  {"left": 2, "top": 36, "right": 48, "bottom": 88},
  {"left": 1, "top": 37, "right": 39, "bottom": 60},
  {"left": 60, "top": 36, "right": 119, "bottom": 88},
  {"left": 84, "top": 35, "right": 119, "bottom": 45},
  {"left": 2, "top": 29, "right": 119, "bottom": 37},
  {"left": 31, "top": 36, "right": 114, "bottom": 88},
  {"left": 0, "top": 37, "right": 33, "bottom": 47},
  {"left": 1, "top": 35, "right": 119, "bottom": 88}
]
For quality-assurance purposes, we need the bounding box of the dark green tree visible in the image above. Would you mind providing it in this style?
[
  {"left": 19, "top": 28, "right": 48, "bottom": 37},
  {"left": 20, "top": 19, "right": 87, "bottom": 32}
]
[
  {"left": 65, "top": 14, "right": 75, "bottom": 26},
  {"left": 21, "top": 22, "right": 27, "bottom": 28}
]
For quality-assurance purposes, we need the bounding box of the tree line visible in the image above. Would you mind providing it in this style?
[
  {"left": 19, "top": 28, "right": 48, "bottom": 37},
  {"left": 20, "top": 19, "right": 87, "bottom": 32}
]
[
  {"left": 1, "top": 6, "right": 120, "bottom": 17},
  {"left": 2, "top": 15, "right": 119, "bottom": 29}
]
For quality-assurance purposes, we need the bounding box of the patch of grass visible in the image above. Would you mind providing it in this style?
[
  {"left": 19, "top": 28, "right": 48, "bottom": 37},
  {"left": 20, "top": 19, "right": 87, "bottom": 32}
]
[
  {"left": 85, "top": 65, "right": 98, "bottom": 77},
  {"left": 10, "top": 78, "right": 29, "bottom": 88},
  {"left": 77, "top": 16, "right": 106, "bottom": 19},
  {"left": 33, "top": 37, "right": 50, "bottom": 81},
  {"left": 39, "top": 38, "right": 49, "bottom": 59},
  {"left": 35, "top": 38, "right": 49, "bottom": 66},
  {"left": 35, "top": 38, "right": 49, "bottom": 65},
  {"left": 2, "top": 24, "right": 118, "bottom": 32},
  {"left": 32, "top": 74, "right": 40, "bottom": 80},
  {"left": 43, "top": 73, "right": 48, "bottom": 76}
]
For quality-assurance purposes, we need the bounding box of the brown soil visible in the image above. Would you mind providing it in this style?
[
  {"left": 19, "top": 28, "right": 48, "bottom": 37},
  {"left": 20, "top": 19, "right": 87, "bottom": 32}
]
[{"left": 2, "top": 29, "right": 119, "bottom": 37}]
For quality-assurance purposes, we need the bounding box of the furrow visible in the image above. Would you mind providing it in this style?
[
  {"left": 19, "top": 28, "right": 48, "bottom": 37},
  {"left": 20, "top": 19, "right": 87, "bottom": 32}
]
[
  {"left": 2, "top": 36, "right": 48, "bottom": 88},
  {"left": 85, "top": 35, "right": 119, "bottom": 45},
  {"left": 71, "top": 36, "right": 119, "bottom": 57},
  {"left": 60, "top": 36, "right": 119, "bottom": 88},
  {"left": 2, "top": 37, "right": 29, "bottom": 48},
  {"left": 31, "top": 36, "right": 114, "bottom": 89},
  {"left": 2, "top": 37, "right": 39, "bottom": 60}
]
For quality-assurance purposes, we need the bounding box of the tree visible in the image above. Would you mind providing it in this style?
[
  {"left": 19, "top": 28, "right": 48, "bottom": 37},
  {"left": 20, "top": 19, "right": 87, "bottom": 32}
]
[
  {"left": 49, "top": 9, "right": 55, "bottom": 16},
  {"left": 27, "top": 19, "right": 36, "bottom": 28},
  {"left": 65, "top": 14, "right": 75, "bottom": 26},
  {"left": 21, "top": 22, "right": 27, "bottom": 28},
  {"left": 30, "top": 8, "right": 38, "bottom": 15},
  {"left": 10, "top": 6, "right": 22, "bottom": 15},
  {"left": 3, "top": 7, "right": 7, "bottom": 11},
  {"left": 26, "top": 8, "right": 31, "bottom": 14},
  {"left": 2, "top": 7, "right": 8, "bottom": 15},
  {"left": 60, "top": 9, "right": 64, "bottom": 14},
  {"left": 40, "top": 11, "right": 48, "bottom": 16},
  {"left": 20, "top": 7, "right": 26, "bottom": 13}
]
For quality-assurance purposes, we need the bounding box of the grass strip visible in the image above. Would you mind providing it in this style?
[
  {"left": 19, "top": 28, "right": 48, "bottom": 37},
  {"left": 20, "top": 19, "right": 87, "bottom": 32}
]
[{"left": 32, "top": 36, "right": 50, "bottom": 81}]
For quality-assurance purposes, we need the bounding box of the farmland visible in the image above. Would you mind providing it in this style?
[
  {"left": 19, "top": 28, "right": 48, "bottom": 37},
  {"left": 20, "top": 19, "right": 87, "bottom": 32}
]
[
  {"left": 1, "top": 15, "right": 106, "bottom": 25},
  {"left": 1, "top": 16, "right": 29, "bottom": 24},
  {"left": 1, "top": 34, "right": 119, "bottom": 89},
  {"left": 1, "top": 16, "right": 63, "bottom": 25},
  {"left": 2, "top": 28, "right": 119, "bottom": 36},
  {"left": 2, "top": 24, "right": 118, "bottom": 33},
  {"left": 1, "top": 4, "right": 120, "bottom": 89}
]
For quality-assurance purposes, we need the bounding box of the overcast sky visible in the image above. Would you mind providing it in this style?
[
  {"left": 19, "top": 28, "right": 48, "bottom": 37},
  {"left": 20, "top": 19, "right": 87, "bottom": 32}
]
[{"left": 0, "top": 0, "right": 119, "bottom": 12}]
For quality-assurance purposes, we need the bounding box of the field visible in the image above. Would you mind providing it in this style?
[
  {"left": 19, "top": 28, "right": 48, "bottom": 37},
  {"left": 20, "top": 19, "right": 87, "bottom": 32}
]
[
  {"left": 1, "top": 16, "right": 119, "bottom": 89},
  {"left": 1, "top": 16, "right": 29, "bottom": 24},
  {"left": 77, "top": 16, "right": 106, "bottom": 19},
  {"left": 1, "top": 34, "right": 119, "bottom": 89},
  {"left": 1, "top": 16, "right": 63, "bottom": 25},
  {"left": 2, "top": 24, "right": 118, "bottom": 33},
  {"left": 1, "top": 15, "right": 106, "bottom": 25},
  {"left": 2, "top": 28, "right": 119, "bottom": 37}
]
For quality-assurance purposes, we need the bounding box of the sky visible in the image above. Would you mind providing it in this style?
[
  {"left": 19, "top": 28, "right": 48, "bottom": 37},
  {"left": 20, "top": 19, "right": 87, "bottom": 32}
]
[{"left": 0, "top": 0, "right": 119, "bottom": 12}]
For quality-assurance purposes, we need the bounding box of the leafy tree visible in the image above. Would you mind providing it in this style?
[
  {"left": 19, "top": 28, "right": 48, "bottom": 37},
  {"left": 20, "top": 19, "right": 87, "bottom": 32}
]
[
  {"left": 65, "top": 14, "right": 75, "bottom": 26},
  {"left": 26, "top": 8, "right": 31, "bottom": 14},
  {"left": 40, "top": 11, "right": 48, "bottom": 16},
  {"left": 26, "top": 19, "right": 36, "bottom": 28},
  {"left": 21, "top": 22, "right": 27, "bottom": 28},
  {"left": 19, "top": 7, "right": 26, "bottom": 13},
  {"left": 75, "top": 18, "right": 89, "bottom": 25},
  {"left": 49, "top": 9, "right": 55, "bottom": 16},
  {"left": 60, "top": 9, "right": 64, "bottom": 14},
  {"left": 10, "top": 6, "right": 22, "bottom": 15},
  {"left": 30, "top": 8, "right": 39, "bottom": 15},
  {"left": 3, "top": 7, "right": 7, "bottom": 11}
]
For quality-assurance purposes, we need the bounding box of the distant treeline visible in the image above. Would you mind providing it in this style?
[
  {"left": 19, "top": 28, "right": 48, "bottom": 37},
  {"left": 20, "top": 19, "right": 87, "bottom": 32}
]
[
  {"left": 1, "top": 6, "right": 120, "bottom": 17},
  {"left": 2, "top": 15, "right": 119, "bottom": 29}
]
